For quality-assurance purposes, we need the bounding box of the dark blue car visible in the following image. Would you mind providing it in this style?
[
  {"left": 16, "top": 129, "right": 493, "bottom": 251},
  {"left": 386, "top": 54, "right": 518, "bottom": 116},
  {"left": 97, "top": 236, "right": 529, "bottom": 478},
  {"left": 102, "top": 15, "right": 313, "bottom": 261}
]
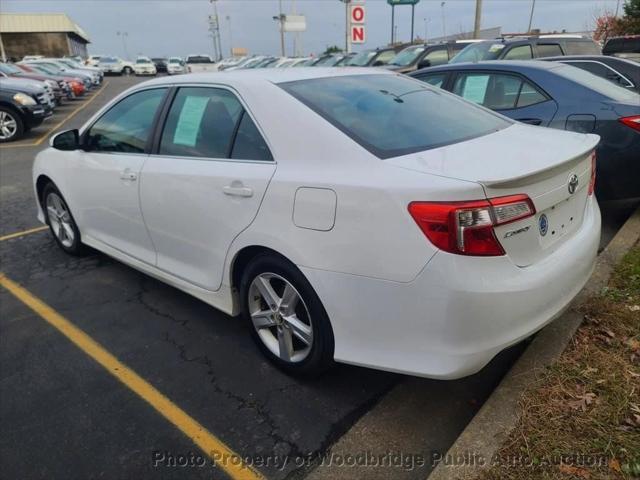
[{"left": 410, "top": 61, "right": 640, "bottom": 200}]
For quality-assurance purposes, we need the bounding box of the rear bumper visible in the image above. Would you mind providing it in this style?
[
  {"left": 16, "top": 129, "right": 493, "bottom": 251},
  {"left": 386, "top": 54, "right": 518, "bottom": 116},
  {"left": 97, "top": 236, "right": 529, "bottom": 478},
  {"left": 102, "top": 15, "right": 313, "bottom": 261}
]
[{"left": 301, "top": 196, "right": 601, "bottom": 379}]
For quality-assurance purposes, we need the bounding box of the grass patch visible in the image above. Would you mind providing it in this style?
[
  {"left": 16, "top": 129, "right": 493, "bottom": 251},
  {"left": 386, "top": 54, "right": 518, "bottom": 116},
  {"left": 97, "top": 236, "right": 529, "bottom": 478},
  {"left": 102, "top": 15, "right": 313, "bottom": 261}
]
[{"left": 480, "top": 244, "right": 640, "bottom": 480}]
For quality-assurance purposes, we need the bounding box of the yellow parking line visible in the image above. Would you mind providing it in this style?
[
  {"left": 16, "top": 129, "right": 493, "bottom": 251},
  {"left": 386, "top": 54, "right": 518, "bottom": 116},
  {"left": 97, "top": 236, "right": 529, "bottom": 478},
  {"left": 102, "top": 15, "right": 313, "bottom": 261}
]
[
  {"left": 0, "top": 226, "right": 48, "bottom": 242},
  {"left": 0, "top": 81, "right": 109, "bottom": 149},
  {"left": 0, "top": 273, "right": 264, "bottom": 480}
]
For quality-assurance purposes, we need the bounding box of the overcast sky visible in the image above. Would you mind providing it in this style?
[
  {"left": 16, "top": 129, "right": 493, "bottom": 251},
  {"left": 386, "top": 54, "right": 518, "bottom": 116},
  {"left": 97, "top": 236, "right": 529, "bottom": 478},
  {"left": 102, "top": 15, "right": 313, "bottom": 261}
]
[{"left": 3, "top": 0, "right": 622, "bottom": 58}]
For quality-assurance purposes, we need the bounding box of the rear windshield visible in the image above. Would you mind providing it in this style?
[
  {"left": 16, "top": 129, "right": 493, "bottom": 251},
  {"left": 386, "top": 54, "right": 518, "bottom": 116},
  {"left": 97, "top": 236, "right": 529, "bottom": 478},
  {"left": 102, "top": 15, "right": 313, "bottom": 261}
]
[
  {"left": 450, "top": 42, "right": 505, "bottom": 63},
  {"left": 187, "top": 56, "right": 213, "bottom": 63},
  {"left": 554, "top": 63, "right": 640, "bottom": 103},
  {"left": 605, "top": 37, "right": 640, "bottom": 53},
  {"left": 280, "top": 74, "right": 510, "bottom": 159}
]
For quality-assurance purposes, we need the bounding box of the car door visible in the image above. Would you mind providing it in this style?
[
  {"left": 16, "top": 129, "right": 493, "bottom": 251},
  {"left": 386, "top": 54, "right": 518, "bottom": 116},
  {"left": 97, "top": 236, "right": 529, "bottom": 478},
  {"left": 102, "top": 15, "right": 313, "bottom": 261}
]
[
  {"left": 72, "top": 87, "right": 167, "bottom": 264},
  {"left": 451, "top": 71, "right": 558, "bottom": 126},
  {"left": 139, "top": 86, "right": 276, "bottom": 291}
]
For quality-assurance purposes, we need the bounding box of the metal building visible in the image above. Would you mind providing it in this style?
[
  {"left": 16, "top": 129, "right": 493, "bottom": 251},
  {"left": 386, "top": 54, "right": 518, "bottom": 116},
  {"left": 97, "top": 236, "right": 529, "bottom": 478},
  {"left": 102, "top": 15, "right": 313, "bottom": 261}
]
[{"left": 0, "top": 13, "right": 90, "bottom": 61}]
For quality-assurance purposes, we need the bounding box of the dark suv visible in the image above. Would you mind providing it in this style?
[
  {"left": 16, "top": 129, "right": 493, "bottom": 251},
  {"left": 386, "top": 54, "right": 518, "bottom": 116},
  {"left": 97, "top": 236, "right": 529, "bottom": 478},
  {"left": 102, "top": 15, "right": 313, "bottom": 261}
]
[
  {"left": 450, "top": 36, "right": 601, "bottom": 64},
  {"left": 603, "top": 35, "right": 640, "bottom": 62},
  {"left": 383, "top": 41, "right": 479, "bottom": 73}
]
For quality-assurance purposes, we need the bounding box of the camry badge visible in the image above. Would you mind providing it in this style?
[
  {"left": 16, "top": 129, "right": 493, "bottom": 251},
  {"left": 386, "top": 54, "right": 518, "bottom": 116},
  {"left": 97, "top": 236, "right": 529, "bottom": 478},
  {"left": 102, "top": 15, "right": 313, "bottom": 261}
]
[
  {"left": 568, "top": 174, "right": 579, "bottom": 195},
  {"left": 539, "top": 214, "right": 549, "bottom": 237}
]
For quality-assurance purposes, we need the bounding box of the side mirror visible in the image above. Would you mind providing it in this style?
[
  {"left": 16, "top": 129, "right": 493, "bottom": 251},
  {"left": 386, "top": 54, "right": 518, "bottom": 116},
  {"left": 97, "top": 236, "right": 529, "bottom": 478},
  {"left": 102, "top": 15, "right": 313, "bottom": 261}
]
[
  {"left": 50, "top": 129, "right": 80, "bottom": 151},
  {"left": 418, "top": 59, "right": 432, "bottom": 69}
]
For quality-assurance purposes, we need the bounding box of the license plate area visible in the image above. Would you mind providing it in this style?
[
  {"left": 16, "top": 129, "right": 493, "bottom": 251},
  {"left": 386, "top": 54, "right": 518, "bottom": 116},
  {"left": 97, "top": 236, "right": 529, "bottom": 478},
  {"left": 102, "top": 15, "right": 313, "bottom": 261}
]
[{"left": 537, "top": 192, "right": 586, "bottom": 248}]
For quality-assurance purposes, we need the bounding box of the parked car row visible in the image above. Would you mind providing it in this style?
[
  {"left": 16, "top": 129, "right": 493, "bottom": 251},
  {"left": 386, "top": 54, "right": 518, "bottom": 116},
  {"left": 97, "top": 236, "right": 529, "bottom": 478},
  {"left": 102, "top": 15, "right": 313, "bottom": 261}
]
[{"left": 0, "top": 57, "right": 104, "bottom": 142}]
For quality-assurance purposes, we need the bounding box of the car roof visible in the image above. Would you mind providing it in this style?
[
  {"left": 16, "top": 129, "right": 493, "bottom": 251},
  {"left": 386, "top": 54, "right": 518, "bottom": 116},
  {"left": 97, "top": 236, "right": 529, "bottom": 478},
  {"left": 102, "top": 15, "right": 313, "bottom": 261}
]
[{"left": 139, "top": 67, "right": 395, "bottom": 87}]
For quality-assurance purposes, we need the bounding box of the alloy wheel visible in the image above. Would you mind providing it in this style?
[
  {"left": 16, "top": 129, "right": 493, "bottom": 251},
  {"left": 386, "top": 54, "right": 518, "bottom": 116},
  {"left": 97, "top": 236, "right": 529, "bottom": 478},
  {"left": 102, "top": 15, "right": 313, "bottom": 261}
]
[
  {"left": 0, "top": 111, "right": 18, "bottom": 141},
  {"left": 248, "top": 272, "right": 313, "bottom": 363},
  {"left": 46, "top": 192, "right": 75, "bottom": 248}
]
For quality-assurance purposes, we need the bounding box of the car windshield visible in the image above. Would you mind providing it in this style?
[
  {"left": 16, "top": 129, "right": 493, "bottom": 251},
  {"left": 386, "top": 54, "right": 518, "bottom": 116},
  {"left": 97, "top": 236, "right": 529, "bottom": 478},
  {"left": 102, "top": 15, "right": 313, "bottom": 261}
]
[
  {"left": 101, "top": 57, "right": 118, "bottom": 63},
  {"left": 314, "top": 55, "right": 341, "bottom": 66},
  {"left": 390, "top": 46, "right": 426, "bottom": 66},
  {"left": 346, "top": 50, "right": 376, "bottom": 66},
  {"left": 554, "top": 63, "right": 640, "bottom": 103},
  {"left": 450, "top": 42, "right": 505, "bottom": 63},
  {"left": 0, "top": 63, "right": 23, "bottom": 74},
  {"left": 281, "top": 74, "right": 510, "bottom": 159},
  {"left": 169, "top": 58, "right": 181, "bottom": 63},
  {"left": 136, "top": 58, "right": 151, "bottom": 64},
  {"left": 187, "top": 56, "right": 212, "bottom": 63}
]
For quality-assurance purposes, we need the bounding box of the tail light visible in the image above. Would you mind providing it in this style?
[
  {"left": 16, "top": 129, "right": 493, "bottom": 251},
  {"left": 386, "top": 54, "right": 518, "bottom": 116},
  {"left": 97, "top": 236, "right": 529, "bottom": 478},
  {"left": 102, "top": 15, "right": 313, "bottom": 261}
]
[
  {"left": 408, "top": 195, "right": 536, "bottom": 256},
  {"left": 619, "top": 115, "right": 640, "bottom": 132},
  {"left": 588, "top": 151, "right": 596, "bottom": 196}
]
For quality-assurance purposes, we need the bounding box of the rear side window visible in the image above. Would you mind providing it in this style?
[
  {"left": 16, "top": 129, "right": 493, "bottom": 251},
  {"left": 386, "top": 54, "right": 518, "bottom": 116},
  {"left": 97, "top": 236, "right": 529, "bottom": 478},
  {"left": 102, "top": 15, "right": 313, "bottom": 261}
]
[
  {"left": 159, "top": 87, "right": 272, "bottom": 161},
  {"left": 503, "top": 45, "right": 533, "bottom": 60},
  {"left": 565, "top": 40, "right": 601, "bottom": 55},
  {"left": 452, "top": 73, "right": 547, "bottom": 110},
  {"left": 564, "top": 61, "right": 633, "bottom": 88},
  {"left": 537, "top": 44, "right": 563, "bottom": 57},
  {"left": 280, "top": 74, "right": 510, "bottom": 159}
]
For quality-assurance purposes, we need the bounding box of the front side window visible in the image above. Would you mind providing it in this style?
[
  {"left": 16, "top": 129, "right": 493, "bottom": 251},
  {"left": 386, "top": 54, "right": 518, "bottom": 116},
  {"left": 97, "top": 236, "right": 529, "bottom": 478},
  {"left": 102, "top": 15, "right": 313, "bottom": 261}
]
[
  {"left": 503, "top": 45, "right": 533, "bottom": 60},
  {"left": 85, "top": 88, "right": 166, "bottom": 153},
  {"left": 414, "top": 73, "right": 447, "bottom": 88},
  {"left": 281, "top": 74, "right": 510, "bottom": 159},
  {"left": 453, "top": 73, "right": 547, "bottom": 110},
  {"left": 159, "top": 87, "right": 272, "bottom": 161}
]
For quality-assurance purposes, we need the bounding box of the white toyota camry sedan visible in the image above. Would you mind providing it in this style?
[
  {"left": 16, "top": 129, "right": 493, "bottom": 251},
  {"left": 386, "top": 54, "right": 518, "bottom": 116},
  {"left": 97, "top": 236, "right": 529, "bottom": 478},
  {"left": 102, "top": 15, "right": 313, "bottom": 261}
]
[{"left": 33, "top": 68, "right": 601, "bottom": 379}]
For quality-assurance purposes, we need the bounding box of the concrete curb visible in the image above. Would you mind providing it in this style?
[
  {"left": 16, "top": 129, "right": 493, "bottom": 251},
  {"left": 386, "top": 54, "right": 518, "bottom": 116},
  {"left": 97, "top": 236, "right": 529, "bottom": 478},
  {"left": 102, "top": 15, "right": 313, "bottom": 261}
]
[{"left": 427, "top": 206, "right": 640, "bottom": 480}]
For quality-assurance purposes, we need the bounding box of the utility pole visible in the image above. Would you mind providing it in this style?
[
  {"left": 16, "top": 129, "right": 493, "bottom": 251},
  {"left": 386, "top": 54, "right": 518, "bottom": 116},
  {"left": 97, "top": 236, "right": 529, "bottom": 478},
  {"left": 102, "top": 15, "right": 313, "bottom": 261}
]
[
  {"left": 473, "top": 0, "right": 482, "bottom": 38},
  {"left": 423, "top": 17, "right": 430, "bottom": 42},
  {"left": 411, "top": 3, "right": 415, "bottom": 43},
  {"left": 440, "top": 1, "right": 447, "bottom": 40},
  {"left": 344, "top": 0, "right": 352, "bottom": 53},
  {"left": 117, "top": 31, "right": 129, "bottom": 60},
  {"left": 391, "top": 4, "right": 395, "bottom": 44},
  {"left": 279, "top": 0, "right": 285, "bottom": 56},
  {"left": 226, "top": 15, "right": 233, "bottom": 56},
  {"left": 615, "top": 0, "right": 621, "bottom": 17},
  {"left": 527, "top": 0, "right": 536, "bottom": 33}
]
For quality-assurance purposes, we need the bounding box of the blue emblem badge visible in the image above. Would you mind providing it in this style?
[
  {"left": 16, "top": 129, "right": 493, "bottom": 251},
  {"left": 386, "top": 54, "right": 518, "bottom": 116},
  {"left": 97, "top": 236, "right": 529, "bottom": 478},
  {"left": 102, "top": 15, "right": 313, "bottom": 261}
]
[{"left": 539, "top": 214, "right": 549, "bottom": 237}]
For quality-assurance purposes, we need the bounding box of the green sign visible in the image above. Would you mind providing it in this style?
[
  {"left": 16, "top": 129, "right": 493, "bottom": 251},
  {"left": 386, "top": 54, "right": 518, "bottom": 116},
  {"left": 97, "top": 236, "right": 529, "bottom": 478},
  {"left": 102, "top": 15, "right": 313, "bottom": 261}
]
[{"left": 387, "top": 0, "right": 420, "bottom": 5}]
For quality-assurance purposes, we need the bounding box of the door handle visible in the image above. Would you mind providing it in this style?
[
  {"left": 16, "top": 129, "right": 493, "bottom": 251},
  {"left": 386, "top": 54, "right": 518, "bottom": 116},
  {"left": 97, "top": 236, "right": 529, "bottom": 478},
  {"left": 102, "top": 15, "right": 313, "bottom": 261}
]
[
  {"left": 223, "top": 185, "right": 253, "bottom": 198},
  {"left": 120, "top": 169, "right": 137, "bottom": 181}
]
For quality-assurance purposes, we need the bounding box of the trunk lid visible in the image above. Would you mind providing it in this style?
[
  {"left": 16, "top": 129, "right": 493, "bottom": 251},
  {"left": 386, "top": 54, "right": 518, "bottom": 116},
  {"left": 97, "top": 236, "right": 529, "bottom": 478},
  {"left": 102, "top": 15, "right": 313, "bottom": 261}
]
[{"left": 387, "top": 124, "right": 599, "bottom": 266}]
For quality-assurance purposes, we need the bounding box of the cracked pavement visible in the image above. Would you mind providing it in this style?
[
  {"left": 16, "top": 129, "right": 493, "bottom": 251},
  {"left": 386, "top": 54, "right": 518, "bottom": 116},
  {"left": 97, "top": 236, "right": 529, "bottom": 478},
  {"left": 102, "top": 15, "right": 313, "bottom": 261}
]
[{"left": 1, "top": 75, "right": 636, "bottom": 480}]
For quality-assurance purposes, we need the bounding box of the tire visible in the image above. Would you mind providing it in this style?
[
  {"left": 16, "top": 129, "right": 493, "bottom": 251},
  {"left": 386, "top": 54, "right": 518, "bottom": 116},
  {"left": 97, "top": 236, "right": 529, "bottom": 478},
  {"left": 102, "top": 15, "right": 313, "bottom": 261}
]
[
  {"left": 0, "top": 107, "right": 24, "bottom": 143},
  {"left": 240, "top": 253, "right": 335, "bottom": 376},
  {"left": 42, "top": 183, "right": 87, "bottom": 256},
  {"left": 123, "top": 67, "right": 132, "bottom": 75}
]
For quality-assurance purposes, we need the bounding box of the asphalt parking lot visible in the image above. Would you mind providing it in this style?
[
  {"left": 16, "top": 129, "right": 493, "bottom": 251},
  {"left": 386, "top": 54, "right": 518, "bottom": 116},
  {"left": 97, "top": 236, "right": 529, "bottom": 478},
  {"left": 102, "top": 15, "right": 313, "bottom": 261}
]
[{"left": 0, "top": 75, "right": 637, "bottom": 480}]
